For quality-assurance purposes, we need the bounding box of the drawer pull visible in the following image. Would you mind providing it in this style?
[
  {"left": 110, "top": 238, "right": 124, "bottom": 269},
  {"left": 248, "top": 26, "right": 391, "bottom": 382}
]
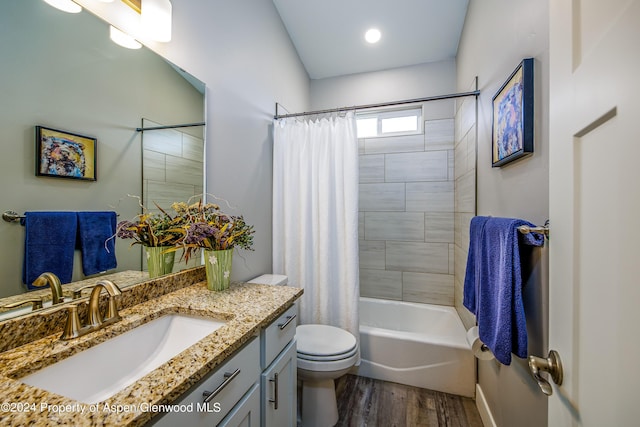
[
  {"left": 202, "top": 369, "right": 241, "bottom": 403},
  {"left": 277, "top": 314, "right": 296, "bottom": 330},
  {"left": 269, "top": 372, "right": 279, "bottom": 410}
]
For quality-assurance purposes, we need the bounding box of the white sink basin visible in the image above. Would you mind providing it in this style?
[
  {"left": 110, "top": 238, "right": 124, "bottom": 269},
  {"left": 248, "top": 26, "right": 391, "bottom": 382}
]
[{"left": 21, "top": 314, "right": 227, "bottom": 403}]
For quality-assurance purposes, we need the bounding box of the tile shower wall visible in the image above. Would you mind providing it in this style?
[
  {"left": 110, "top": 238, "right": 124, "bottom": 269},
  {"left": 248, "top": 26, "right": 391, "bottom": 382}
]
[
  {"left": 359, "top": 112, "right": 455, "bottom": 305},
  {"left": 453, "top": 82, "right": 477, "bottom": 329},
  {"left": 142, "top": 119, "right": 204, "bottom": 272}
]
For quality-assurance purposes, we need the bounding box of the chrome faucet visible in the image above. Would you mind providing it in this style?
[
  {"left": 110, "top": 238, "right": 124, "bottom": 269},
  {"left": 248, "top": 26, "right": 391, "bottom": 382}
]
[
  {"left": 61, "top": 280, "right": 122, "bottom": 340},
  {"left": 32, "top": 272, "right": 64, "bottom": 305}
]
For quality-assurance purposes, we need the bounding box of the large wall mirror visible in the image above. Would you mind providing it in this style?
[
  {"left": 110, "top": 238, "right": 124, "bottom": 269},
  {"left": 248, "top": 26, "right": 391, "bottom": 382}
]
[{"left": 0, "top": 1, "right": 205, "bottom": 310}]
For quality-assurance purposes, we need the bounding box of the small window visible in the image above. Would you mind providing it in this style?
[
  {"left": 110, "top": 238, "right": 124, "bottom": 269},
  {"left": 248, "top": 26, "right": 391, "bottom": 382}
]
[{"left": 356, "top": 107, "right": 423, "bottom": 138}]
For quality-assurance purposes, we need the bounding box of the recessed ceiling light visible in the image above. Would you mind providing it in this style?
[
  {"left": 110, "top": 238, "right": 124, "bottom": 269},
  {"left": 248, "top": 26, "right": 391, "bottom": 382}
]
[{"left": 365, "top": 28, "right": 381, "bottom": 44}]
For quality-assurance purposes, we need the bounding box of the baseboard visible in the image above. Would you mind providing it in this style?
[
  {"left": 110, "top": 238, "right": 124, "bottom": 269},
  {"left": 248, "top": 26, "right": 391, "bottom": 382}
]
[{"left": 476, "top": 384, "right": 497, "bottom": 427}]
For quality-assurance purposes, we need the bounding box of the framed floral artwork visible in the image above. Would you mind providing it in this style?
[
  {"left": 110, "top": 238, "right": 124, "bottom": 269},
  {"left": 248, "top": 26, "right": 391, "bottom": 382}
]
[
  {"left": 35, "top": 126, "right": 96, "bottom": 181},
  {"left": 491, "top": 58, "right": 534, "bottom": 167}
]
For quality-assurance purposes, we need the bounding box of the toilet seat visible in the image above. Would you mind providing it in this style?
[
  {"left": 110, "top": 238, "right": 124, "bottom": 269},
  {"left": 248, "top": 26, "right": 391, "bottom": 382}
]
[{"left": 296, "top": 324, "right": 358, "bottom": 371}]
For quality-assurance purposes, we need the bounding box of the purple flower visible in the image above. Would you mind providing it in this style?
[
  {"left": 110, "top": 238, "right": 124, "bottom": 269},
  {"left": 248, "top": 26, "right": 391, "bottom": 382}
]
[
  {"left": 116, "top": 221, "right": 137, "bottom": 239},
  {"left": 184, "top": 222, "right": 215, "bottom": 244}
]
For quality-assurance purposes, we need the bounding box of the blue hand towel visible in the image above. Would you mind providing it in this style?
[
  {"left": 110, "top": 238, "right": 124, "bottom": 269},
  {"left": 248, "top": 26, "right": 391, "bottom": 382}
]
[
  {"left": 463, "top": 216, "right": 544, "bottom": 365},
  {"left": 21, "top": 212, "right": 77, "bottom": 287},
  {"left": 77, "top": 211, "right": 117, "bottom": 276}
]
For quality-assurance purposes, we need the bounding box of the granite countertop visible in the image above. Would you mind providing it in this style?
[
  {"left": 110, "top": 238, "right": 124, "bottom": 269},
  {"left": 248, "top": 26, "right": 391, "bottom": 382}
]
[{"left": 0, "top": 280, "right": 302, "bottom": 426}]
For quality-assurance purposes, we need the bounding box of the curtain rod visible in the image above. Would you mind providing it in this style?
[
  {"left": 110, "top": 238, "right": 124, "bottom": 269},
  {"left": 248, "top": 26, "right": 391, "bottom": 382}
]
[
  {"left": 274, "top": 89, "right": 480, "bottom": 120},
  {"left": 136, "top": 122, "right": 206, "bottom": 132}
]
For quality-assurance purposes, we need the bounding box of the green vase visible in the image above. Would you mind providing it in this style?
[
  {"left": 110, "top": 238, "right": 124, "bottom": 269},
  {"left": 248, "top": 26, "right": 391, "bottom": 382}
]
[
  {"left": 145, "top": 246, "right": 176, "bottom": 278},
  {"left": 204, "top": 249, "right": 233, "bottom": 291}
]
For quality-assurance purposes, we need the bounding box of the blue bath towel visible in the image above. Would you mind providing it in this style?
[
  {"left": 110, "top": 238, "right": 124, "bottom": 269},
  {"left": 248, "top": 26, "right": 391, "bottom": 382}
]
[
  {"left": 77, "top": 211, "right": 117, "bottom": 276},
  {"left": 21, "top": 212, "right": 77, "bottom": 287},
  {"left": 463, "top": 216, "right": 544, "bottom": 365}
]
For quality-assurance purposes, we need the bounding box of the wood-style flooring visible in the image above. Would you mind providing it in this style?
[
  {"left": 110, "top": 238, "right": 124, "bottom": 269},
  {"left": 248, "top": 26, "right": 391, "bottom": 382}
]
[{"left": 335, "top": 374, "right": 484, "bottom": 427}]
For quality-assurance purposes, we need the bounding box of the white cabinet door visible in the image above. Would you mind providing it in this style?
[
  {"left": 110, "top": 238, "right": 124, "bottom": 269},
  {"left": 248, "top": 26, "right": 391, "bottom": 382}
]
[
  {"left": 261, "top": 339, "right": 297, "bottom": 427},
  {"left": 219, "top": 383, "right": 261, "bottom": 427}
]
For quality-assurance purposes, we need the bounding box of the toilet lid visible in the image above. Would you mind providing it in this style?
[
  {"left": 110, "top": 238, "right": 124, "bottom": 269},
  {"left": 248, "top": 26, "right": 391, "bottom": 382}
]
[{"left": 296, "top": 324, "right": 357, "bottom": 357}]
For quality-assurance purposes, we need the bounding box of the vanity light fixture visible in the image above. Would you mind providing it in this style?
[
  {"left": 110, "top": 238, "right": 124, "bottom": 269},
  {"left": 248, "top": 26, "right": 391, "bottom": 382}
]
[
  {"left": 42, "top": 0, "right": 82, "bottom": 13},
  {"left": 364, "top": 28, "right": 381, "bottom": 44},
  {"left": 109, "top": 25, "right": 142, "bottom": 49},
  {"left": 141, "top": 0, "right": 172, "bottom": 42}
]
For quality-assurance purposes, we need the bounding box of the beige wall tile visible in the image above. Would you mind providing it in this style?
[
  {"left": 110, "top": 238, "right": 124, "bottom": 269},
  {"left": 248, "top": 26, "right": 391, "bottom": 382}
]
[
  {"left": 386, "top": 151, "right": 448, "bottom": 182},
  {"left": 181, "top": 133, "right": 204, "bottom": 161},
  {"left": 146, "top": 181, "right": 197, "bottom": 210},
  {"left": 360, "top": 183, "right": 405, "bottom": 211},
  {"left": 166, "top": 156, "right": 204, "bottom": 187},
  {"left": 403, "top": 272, "right": 454, "bottom": 305},
  {"left": 406, "top": 182, "right": 454, "bottom": 212},
  {"left": 364, "top": 134, "right": 424, "bottom": 154},
  {"left": 425, "top": 212, "right": 454, "bottom": 243},
  {"left": 365, "top": 212, "right": 425, "bottom": 241},
  {"left": 143, "top": 149, "right": 166, "bottom": 182},
  {"left": 386, "top": 241, "right": 449, "bottom": 274},
  {"left": 425, "top": 118, "right": 455, "bottom": 151},
  {"left": 359, "top": 240, "right": 386, "bottom": 270},
  {"left": 456, "top": 169, "right": 476, "bottom": 213},
  {"left": 359, "top": 154, "right": 385, "bottom": 183},
  {"left": 360, "top": 268, "right": 402, "bottom": 300},
  {"left": 142, "top": 126, "right": 182, "bottom": 157}
]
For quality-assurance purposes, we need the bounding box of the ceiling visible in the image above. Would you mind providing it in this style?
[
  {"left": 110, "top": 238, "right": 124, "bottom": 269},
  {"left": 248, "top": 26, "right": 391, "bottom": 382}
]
[{"left": 272, "top": 0, "right": 469, "bottom": 80}]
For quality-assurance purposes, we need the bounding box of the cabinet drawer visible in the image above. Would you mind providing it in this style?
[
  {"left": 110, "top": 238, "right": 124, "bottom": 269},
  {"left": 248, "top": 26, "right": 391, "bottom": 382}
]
[
  {"left": 153, "top": 336, "right": 261, "bottom": 427},
  {"left": 261, "top": 304, "right": 297, "bottom": 369}
]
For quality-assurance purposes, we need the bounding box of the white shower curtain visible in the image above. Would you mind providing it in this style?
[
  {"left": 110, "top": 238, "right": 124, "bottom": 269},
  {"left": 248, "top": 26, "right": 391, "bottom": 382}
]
[{"left": 272, "top": 113, "right": 360, "bottom": 340}]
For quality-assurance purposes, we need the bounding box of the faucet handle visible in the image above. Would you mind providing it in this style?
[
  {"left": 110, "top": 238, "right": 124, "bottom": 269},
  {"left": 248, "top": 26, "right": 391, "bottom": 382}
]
[
  {"left": 61, "top": 304, "right": 83, "bottom": 340},
  {"left": 2, "top": 298, "right": 44, "bottom": 311},
  {"left": 73, "top": 285, "right": 95, "bottom": 299}
]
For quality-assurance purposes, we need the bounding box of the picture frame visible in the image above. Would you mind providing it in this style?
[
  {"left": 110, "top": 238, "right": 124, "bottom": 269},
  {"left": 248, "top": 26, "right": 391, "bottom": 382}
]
[
  {"left": 491, "top": 58, "right": 534, "bottom": 167},
  {"left": 35, "top": 126, "right": 96, "bottom": 181}
]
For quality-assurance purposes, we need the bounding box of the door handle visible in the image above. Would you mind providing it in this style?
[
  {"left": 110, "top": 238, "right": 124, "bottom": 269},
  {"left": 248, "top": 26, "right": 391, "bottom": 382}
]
[
  {"left": 528, "top": 350, "right": 563, "bottom": 396},
  {"left": 278, "top": 314, "right": 296, "bottom": 330},
  {"left": 202, "top": 369, "right": 241, "bottom": 403},
  {"left": 269, "top": 373, "right": 279, "bottom": 410}
]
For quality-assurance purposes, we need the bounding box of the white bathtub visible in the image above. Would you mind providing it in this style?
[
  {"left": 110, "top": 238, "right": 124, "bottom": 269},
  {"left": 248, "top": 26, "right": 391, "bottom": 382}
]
[{"left": 355, "top": 297, "right": 475, "bottom": 397}]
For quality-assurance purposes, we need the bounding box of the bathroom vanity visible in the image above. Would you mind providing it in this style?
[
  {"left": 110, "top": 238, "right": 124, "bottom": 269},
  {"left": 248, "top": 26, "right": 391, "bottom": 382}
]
[{"left": 0, "top": 267, "right": 302, "bottom": 426}]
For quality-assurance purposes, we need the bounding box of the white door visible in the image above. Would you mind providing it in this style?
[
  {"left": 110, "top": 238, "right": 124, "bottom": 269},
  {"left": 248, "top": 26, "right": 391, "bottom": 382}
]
[{"left": 548, "top": 0, "right": 640, "bottom": 425}]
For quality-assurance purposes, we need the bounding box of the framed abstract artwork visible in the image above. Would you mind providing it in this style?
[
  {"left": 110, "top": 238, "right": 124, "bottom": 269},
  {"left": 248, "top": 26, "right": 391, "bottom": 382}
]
[
  {"left": 491, "top": 58, "right": 534, "bottom": 167},
  {"left": 35, "top": 126, "right": 97, "bottom": 181}
]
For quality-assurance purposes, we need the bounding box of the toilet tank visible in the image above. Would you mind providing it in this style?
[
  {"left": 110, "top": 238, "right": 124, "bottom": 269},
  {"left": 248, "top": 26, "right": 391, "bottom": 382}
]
[{"left": 247, "top": 274, "right": 288, "bottom": 286}]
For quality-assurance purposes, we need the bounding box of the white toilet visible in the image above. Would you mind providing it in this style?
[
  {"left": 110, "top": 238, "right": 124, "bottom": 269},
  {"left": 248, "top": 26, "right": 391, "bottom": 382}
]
[{"left": 248, "top": 274, "right": 359, "bottom": 427}]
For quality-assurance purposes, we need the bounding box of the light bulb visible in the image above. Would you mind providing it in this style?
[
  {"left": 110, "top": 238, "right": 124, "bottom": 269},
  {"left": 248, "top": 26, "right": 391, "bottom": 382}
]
[
  {"left": 42, "top": 0, "right": 82, "bottom": 13},
  {"left": 109, "top": 26, "right": 142, "bottom": 50},
  {"left": 141, "top": 0, "right": 172, "bottom": 42}
]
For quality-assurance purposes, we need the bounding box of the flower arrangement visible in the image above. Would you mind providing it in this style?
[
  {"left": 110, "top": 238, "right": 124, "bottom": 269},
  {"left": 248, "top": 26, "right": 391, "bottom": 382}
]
[
  {"left": 116, "top": 198, "right": 254, "bottom": 266},
  {"left": 171, "top": 201, "right": 254, "bottom": 262},
  {"left": 116, "top": 207, "right": 185, "bottom": 248}
]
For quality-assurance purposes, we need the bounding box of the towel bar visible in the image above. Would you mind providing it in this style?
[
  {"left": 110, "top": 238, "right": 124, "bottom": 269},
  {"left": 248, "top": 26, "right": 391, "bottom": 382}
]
[
  {"left": 3, "top": 210, "right": 119, "bottom": 223},
  {"left": 2, "top": 211, "right": 23, "bottom": 223},
  {"left": 517, "top": 220, "right": 549, "bottom": 238}
]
